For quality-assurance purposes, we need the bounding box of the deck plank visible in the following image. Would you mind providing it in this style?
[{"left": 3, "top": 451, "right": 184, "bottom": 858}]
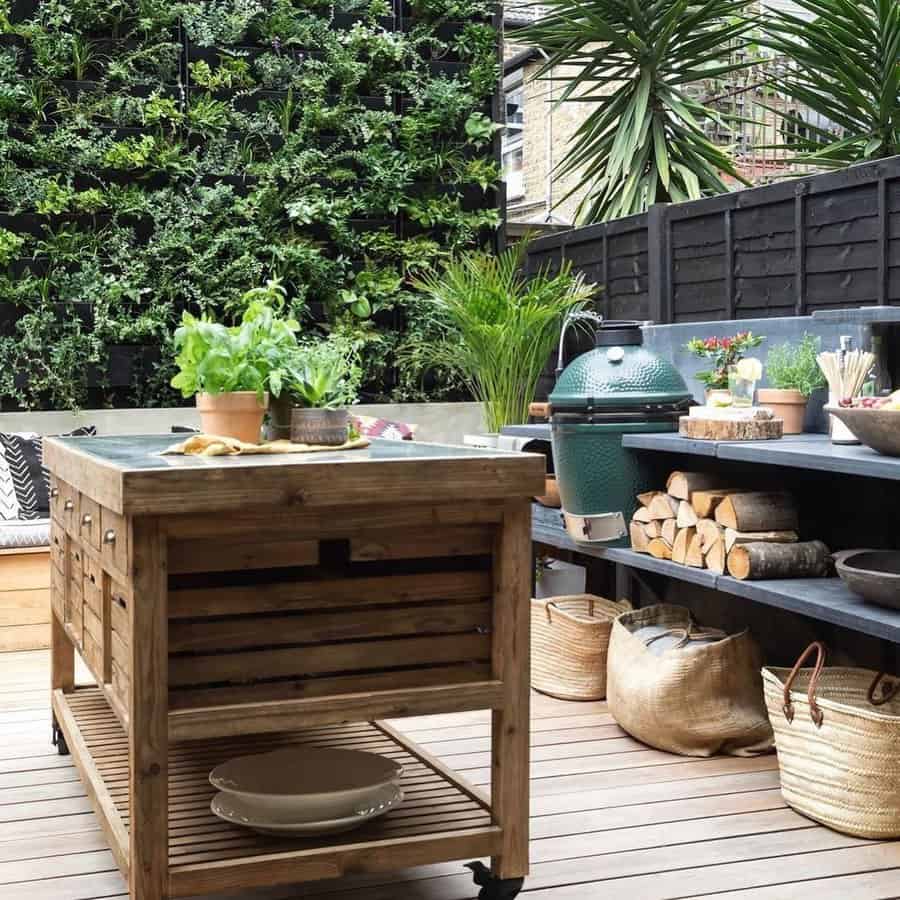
[{"left": 1, "top": 650, "right": 899, "bottom": 900}]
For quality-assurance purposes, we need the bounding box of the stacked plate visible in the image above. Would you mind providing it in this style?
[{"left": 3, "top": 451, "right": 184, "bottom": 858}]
[{"left": 209, "top": 746, "right": 404, "bottom": 837}]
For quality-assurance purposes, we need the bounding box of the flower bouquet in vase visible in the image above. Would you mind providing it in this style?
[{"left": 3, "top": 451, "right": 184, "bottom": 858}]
[{"left": 686, "top": 332, "right": 764, "bottom": 407}]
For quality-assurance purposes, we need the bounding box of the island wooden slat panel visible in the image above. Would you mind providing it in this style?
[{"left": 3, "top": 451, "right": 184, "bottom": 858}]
[
  {"left": 167, "top": 599, "right": 492, "bottom": 653},
  {"left": 167, "top": 537, "right": 320, "bottom": 575},
  {"left": 168, "top": 569, "right": 492, "bottom": 618}
]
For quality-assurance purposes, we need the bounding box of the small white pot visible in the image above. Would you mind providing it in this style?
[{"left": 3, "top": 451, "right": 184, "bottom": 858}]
[{"left": 536, "top": 559, "right": 587, "bottom": 599}]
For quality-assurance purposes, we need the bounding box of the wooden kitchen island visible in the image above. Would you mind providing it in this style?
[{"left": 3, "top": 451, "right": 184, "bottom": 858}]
[{"left": 43, "top": 434, "right": 544, "bottom": 900}]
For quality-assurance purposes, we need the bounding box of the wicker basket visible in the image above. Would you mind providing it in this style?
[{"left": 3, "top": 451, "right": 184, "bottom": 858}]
[
  {"left": 762, "top": 641, "right": 900, "bottom": 838},
  {"left": 530, "top": 594, "right": 631, "bottom": 701}
]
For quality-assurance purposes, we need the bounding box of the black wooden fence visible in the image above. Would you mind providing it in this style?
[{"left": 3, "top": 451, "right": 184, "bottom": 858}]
[{"left": 526, "top": 155, "right": 900, "bottom": 323}]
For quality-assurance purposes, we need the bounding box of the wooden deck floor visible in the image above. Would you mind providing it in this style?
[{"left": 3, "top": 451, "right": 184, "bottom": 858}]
[{"left": 2, "top": 651, "right": 900, "bottom": 899}]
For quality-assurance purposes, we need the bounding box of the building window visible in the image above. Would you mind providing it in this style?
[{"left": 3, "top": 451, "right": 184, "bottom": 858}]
[{"left": 502, "top": 83, "right": 524, "bottom": 200}]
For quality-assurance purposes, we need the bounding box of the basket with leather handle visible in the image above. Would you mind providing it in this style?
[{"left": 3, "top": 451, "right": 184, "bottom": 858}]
[
  {"left": 762, "top": 641, "right": 900, "bottom": 838},
  {"left": 530, "top": 594, "right": 631, "bottom": 700}
]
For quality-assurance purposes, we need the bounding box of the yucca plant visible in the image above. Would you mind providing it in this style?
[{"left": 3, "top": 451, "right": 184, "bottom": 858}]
[
  {"left": 518, "top": 0, "right": 755, "bottom": 223},
  {"left": 414, "top": 247, "right": 595, "bottom": 432},
  {"left": 760, "top": 0, "right": 900, "bottom": 167}
]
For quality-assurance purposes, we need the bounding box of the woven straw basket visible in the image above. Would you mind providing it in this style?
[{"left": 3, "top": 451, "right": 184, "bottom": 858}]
[
  {"left": 762, "top": 641, "right": 900, "bottom": 838},
  {"left": 530, "top": 594, "right": 631, "bottom": 701}
]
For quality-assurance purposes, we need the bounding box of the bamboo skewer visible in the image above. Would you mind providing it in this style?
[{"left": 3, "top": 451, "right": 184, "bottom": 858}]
[{"left": 817, "top": 349, "right": 874, "bottom": 402}]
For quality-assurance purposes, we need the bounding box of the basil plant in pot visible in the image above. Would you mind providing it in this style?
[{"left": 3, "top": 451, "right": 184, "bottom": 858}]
[
  {"left": 171, "top": 280, "right": 299, "bottom": 443},
  {"left": 281, "top": 339, "right": 361, "bottom": 446},
  {"left": 758, "top": 334, "right": 827, "bottom": 434}
]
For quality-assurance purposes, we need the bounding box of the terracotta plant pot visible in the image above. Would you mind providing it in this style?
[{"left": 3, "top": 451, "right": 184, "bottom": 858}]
[
  {"left": 196, "top": 391, "right": 267, "bottom": 444},
  {"left": 757, "top": 388, "right": 807, "bottom": 434},
  {"left": 291, "top": 407, "right": 349, "bottom": 446}
]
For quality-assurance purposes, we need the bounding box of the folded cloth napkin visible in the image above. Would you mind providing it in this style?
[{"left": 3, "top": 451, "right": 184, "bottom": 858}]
[{"left": 161, "top": 434, "right": 370, "bottom": 457}]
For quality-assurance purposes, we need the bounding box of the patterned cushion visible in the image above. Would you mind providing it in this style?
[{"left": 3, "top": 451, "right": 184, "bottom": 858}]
[
  {"left": 352, "top": 415, "right": 417, "bottom": 441},
  {"left": 0, "top": 517, "right": 50, "bottom": 550},
  {"left": 0, "top": 427, "right": 96, "bottom": 521}
]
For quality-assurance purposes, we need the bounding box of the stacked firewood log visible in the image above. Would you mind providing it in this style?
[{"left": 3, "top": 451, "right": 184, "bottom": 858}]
[{"left": 629, "top": 471, "right": 831, "bottom": 580}]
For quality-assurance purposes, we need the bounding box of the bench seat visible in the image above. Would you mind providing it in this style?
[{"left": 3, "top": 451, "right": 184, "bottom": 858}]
[
  {"left": 0, "top": 518, "right": 50, "bottom": 550},
  {"left": 0, "top": 523, "right": 50, "bottom": 651}
]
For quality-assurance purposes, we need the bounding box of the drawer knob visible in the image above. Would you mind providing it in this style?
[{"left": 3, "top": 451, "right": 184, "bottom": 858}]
[
  {"left": 81, "top": 514, "right": 93, "bottom": 526},
  {"left": 50, "top": 487, "right": 59, "bottom": 498},
  {"left": 64, "top": 499, "right": 74, "bottom": 511},
  {"left": 103, "top": 529, "right": 117, "bottom": 545}
]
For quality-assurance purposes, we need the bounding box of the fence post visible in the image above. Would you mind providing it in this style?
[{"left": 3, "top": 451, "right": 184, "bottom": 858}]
[
  {"left": 647, "top": 203, "right": 670, "bottom": 323},
  {"left": 794, "top": 183, "right": 808, "bottom": 316},
  {"left": 877, "top": 176, "right": 888, "bottom": 306},
  {"left": 723, "top": 209, "right": 735, "bottom": 320}
]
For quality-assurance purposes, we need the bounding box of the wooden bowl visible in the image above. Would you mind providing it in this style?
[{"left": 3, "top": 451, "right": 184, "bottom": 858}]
[
  {"left": 826, "top": 406, "right": 900, "bottom": 456},
  {"left": 834, "top": 549, "right": 900, "bottom": 610}
]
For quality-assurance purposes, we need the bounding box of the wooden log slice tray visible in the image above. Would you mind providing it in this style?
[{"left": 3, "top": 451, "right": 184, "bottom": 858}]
[
  {"left": 53, "top": 687, "right": 497, "bottom": 898},
  {"left": 679, "top": 415, "right": 783, "bottom": 441}
]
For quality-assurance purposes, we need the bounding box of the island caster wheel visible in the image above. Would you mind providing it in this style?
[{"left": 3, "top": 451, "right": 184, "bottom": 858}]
[
  {"left": 52, "top": 716, "right": 70, "bottom": 756},
  {"left": 466, "top": 862, "right": 524, "bottom": 900}
]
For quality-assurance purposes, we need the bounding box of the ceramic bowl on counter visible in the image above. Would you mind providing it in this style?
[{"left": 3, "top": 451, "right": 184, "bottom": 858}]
[
  {"left": 826, "top": 406, "right": 900, "bottom": 457},
  {"left": 210, "top": 746, "right": 403, "bottom": 822},
  {"left": 834, "top": 549, "right": 900, "bottom": 610}
]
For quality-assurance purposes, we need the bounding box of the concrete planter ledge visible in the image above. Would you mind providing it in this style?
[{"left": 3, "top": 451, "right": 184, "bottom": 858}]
[{"left": 0, "top": 401, "right": 487, "bottom": 447}]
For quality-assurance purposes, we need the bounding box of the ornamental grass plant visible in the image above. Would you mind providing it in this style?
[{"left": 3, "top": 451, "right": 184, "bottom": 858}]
[{"left": 414, "top": 246, "right": 595, "bottom": 433}]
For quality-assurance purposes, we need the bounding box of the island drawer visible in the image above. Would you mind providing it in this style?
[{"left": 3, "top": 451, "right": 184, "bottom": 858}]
[{"left": 50, "top": 477, "right": 78, "bottom": 528}]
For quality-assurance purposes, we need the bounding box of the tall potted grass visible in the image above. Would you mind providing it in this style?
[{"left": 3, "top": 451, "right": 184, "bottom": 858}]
[{"left": 415, "top": 247, "right": 595, "bottom": 435}]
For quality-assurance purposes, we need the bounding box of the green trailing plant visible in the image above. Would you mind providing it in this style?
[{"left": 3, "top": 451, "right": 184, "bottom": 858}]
[
  {"left": 760, "top": 0, "right": 900, "bottom": 166},
  {"left": 518, "top": 0, "right": 754, "bottom": 222},
  {"left": 765, "top": 334, "right": 827, "bottom": 397},
  {"left": 414, "top": 246, "right": 596, "bottom": 432},
  {"left": 170, "top": 278, "right": 300, "bottom": 400},
  {"left": 189, "top": 58, "right": 254, "bottom": 91},
  {"left": 0, "top": 227, "right": 24, "bottom": 266}
]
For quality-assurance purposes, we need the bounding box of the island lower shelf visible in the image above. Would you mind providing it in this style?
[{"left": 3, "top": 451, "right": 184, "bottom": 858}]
[
  {"left": 53, "top": 686, "right": 499, "bottom": 897},
  {"left": 533, "top": 505, "right": 900, "bottom": 643}
]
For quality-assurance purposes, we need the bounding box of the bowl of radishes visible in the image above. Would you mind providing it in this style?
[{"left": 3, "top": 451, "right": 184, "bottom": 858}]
[{"left": 826, "top": 391, "right": 900, "bottom": 456}]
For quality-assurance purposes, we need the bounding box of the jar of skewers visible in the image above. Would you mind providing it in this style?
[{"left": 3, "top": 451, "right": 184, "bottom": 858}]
[{"left": 817, "top": 340, "right": 875, "bottom": 445}]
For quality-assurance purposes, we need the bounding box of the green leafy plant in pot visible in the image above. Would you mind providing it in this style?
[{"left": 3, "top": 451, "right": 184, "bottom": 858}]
[
  {"left": 758, "top": 334, "right": 827, "bottom": 434},
  {"left": 414, "top": 245, "right": 595, "bottom": 434},
  {"left": 171, "top": 280, "right": 299, "bottom": 443},
  {"left": 286, "top": 340, "right": 360, "bottom": 446}
]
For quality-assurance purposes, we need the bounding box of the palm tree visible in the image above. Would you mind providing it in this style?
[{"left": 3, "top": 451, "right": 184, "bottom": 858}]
[
  {"left": 518, "top": 0, "right": 755, "bottom": 223},
  {"left": 760, "top": 0, "right": 900, "bottom": 167}
]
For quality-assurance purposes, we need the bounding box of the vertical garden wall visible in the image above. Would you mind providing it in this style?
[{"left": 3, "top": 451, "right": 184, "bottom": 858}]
[{"left": 0, "top": 0, "right": 501, "bottom": 410}]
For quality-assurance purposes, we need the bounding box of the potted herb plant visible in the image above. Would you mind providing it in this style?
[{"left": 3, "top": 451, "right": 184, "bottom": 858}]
[
  {"left": 758, "top": 334, "right": 827, "bottom": 434},
  {"left": 686, "top": 331, "right": 764, "bottom": 402},
  {"left": 171, "top": 280, "right": 299, "bottom": 443},
  {"left": 414, "top": 245, "right": 595, "bottom": 436},
  {"left": 286, "top": 339, "right": 360, "bottom": 446}
]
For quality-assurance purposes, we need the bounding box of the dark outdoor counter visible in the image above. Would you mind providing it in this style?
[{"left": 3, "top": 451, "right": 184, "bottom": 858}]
[
  {"left": 622, "top": 431, "right": 900, "bottom": 481},
  {"left": 532, "top": 503, "right": 900, "bottom": 645}
]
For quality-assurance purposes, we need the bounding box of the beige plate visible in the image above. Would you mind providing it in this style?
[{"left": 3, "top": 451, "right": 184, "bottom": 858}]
[
  {"left": 210, "top": 784, "right": 403, "bottom": 838},
  {"left": 209, "top": 746, "right": 403, "bottom": 822}
]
